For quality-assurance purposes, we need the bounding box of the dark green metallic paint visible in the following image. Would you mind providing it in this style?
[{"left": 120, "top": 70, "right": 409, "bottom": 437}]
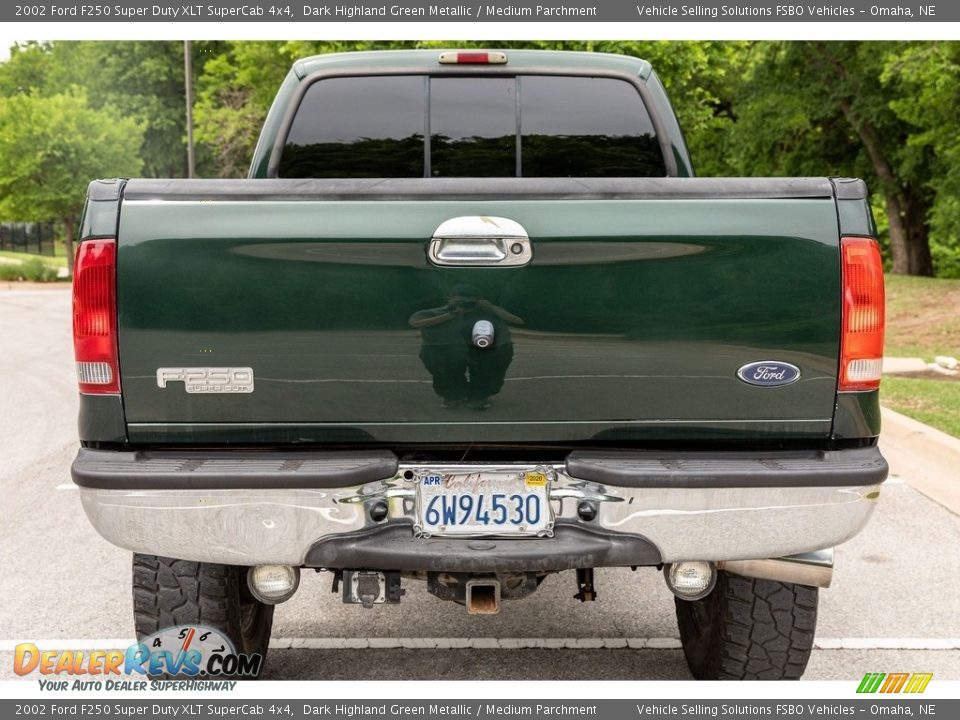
[
  {"left": 124, "top": 420, "right": 833, "bottom": 446},
  {"left": 832, "top": 391, "right": 882, "bottom": 440},
  {"left": 78, "top": 395, "right": 128, "bottom": 444},
  {"left": 116, "top": 196, "right": 841, "bottom": 444},
  {"left": 836, "top": 197, "right": 878, "bottom": 238},
  {"left": 81, "top": 51, "right": 882, "bottom": 448}
]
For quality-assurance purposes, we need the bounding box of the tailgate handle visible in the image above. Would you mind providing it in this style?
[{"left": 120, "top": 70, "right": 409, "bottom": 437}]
[{"left": 429, "top": 216, "right": 532, "bottom": 267}]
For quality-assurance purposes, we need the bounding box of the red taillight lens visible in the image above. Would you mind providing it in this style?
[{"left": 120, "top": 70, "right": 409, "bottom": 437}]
[
  {"left": 73, "top": 239, "right": 120, "bottom": 394},
  {"left": 839, "top": 236, "right": 885, "bottom": 392}
]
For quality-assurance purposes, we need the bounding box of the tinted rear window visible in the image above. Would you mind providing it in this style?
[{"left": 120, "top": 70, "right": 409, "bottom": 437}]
[
  {"left": 430, "top": 77, "right": 516, "bottom": 177},
  {"left": 278, "top": 75, "right": 664, "bottom": 178},
  {"left": 520, "top": 76, "right": 664, "bottom": 177},
  {"left": 279, "top": 75, "right": 425, "bottom": 178}
]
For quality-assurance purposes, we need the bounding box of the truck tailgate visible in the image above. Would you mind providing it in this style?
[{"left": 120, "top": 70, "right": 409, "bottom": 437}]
[{"left": 116, "top": 178, "right": 841, "bottom": 444}]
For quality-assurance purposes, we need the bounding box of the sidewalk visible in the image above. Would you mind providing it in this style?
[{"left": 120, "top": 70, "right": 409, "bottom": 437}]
[{"left": 880, "top": 407, "right": 960, "bottom": 516}]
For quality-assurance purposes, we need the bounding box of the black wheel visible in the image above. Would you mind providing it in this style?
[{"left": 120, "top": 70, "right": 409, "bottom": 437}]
[
  {"left": 132, "top": 554, "right": 274, "bottom": 678},
  {"left": 675, "top": 570, "right": 818, "bottom": 680}
]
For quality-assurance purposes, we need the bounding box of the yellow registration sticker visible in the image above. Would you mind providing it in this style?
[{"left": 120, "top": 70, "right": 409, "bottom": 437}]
[{"left": 524, "top": 471, "right": 547, "bottom": 487}]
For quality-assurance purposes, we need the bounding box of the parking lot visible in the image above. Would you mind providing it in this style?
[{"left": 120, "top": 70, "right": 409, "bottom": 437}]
[{"left": 1, "top": 287, "right": 958, "bottom": 681}]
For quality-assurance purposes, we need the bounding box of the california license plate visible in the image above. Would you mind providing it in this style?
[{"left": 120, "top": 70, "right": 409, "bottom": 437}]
[{"left": 414, "top": 468, "right": 553, "bottom": 537}]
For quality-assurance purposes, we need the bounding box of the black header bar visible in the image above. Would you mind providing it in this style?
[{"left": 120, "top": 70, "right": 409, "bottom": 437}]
[{"left": 3, "top": 1, "right": 948, "bottom": 22}]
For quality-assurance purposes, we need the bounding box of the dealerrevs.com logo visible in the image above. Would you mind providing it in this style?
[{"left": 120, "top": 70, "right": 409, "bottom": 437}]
[
  {"left": 857, "top": 672, "right": 933, "bottom": 693},
  {"left": 14, "top": 625, "right": 262, "bottom": 688}
]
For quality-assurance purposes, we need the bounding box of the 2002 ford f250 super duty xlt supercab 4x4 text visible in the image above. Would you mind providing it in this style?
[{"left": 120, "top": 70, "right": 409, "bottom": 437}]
[{"left": 71, "top": 49, "right": 888, "bottom": 680}]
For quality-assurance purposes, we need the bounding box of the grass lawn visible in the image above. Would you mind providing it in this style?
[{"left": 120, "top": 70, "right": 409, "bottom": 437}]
[
  {"left": 884, "top": 274, "right": 960, "bottom": 359},
  {"left": 882, "top": 376, "right": 960, "bottom": 438},
  {"left": 875, "top": 274, "right": 960, "bottom": 436},
  {"left": 0, "top": 249, "right": 68, "bottom": 268}
]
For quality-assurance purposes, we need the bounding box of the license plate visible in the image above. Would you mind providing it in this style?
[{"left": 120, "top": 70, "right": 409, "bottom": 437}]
[{"left": 414, "top": 469, "right": 553, "bottom": 537}]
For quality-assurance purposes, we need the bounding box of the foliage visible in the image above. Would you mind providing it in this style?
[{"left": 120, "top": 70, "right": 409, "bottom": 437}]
[
  {"left": 2, "top": 40, "right": 960, "bottom": 277},
  {"left": 0, "top": 41, "right": 221, "bottom": 177},
  {"left": 0, "top": 250, "right": 67, "bottom": 268},
  {"left": 0, "top": 88, "right": 144, "bottom": 244},
  {"left": 882, "top": 43, "right": 960, "bottom": 277},
  {"left": 0, "top": 258, "right": 61, "bottom": 282},
  {"left": 725, "top": 41, "right": 938, "bottom": 276}
]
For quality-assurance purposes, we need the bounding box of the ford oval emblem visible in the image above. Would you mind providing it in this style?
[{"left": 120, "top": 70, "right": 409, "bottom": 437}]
[{"left": 737, "top": 361, "right": 801, "bottom": 387}]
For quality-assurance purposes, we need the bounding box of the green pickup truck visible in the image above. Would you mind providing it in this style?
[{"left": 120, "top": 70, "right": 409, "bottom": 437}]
[{"left": 71, "top": 49, "right": 888, "bottom": 680}]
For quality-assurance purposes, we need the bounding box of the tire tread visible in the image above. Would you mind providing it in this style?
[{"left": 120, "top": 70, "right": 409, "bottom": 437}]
[
  {"left": 131, "top": 554, "right": 273, "bottom": 678},
  {"left": 676, "top": 570, "right": 818, "bottom": 680}
]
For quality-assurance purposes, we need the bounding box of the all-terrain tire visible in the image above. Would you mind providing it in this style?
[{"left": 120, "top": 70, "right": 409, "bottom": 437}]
[
  {"left": 675, "top": 570, "right": 818, "bottom": 680},
  {"left": 132, "top": 554, "right": 274, "bottom": 678}
]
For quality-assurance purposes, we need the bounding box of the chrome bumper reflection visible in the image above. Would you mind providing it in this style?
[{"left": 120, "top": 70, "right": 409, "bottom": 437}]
[{"left": 78, "top": 463, "right": 880, "bottom": 566}]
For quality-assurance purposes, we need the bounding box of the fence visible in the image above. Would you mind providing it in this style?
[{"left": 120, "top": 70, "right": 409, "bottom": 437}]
[{"left": 0, "top": 222, "right": 56, "bottom": 257}]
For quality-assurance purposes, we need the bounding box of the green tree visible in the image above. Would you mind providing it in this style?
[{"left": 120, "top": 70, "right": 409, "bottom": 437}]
[
  {"left": 726, "top": 42, "right": 935, "bottom": 276},
  {"left": 883, "top": 42, "right": 960, "bottom": 277},
  {"left": 0, "top": 41, "right": 222, "bottom": 178},
  {"left": 0, "top": 42, "right": 53, "bottom": 96},
  {"left": 0, "top": 88, "right": 144, "bottom": 273}
]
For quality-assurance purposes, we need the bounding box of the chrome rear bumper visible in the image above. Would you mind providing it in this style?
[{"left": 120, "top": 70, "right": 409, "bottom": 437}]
[{"left": 76, "top": 454, "right": 882, "bottom": 569}]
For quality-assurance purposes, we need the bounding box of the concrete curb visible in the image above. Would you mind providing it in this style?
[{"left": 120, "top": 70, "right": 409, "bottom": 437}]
[{"left": 880, "top": 406, "right": 960, "bottom": 515}]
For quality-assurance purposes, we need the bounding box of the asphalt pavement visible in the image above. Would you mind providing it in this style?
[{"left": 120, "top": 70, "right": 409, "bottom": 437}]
[{"left": 1, "top": 286, "right": 958, "bottom": 682}]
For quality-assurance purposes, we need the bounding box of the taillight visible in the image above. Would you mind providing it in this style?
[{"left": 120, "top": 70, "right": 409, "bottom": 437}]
[
  {"left": 839, "top": 236, "right": 885, "bottom": 392},
  {"left": 73, "top": 239, "right": 120, "bottom": 394},
  {"left": 438, "top": 51, "right": 508, "bottom": 65}
]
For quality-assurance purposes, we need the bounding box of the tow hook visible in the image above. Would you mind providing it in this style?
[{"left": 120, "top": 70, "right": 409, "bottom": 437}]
[{"left": 574, "top": 568, "right": 597, "bottom": 602}]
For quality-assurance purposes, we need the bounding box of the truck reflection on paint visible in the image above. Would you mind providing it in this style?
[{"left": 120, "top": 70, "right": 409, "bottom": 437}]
[{"left": 409, "top": 284, "right": 523, "bottom": 410}]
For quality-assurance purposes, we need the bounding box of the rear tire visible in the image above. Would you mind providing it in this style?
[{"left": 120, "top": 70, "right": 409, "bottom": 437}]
[
  {"left": 132, "top": 554, "right": 274, "bottom": 678},
  {"left": 675, "top": 570, "right": 817, "bottom": 680}
]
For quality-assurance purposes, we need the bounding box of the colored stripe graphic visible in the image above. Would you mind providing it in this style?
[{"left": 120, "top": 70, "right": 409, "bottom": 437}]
[
  {"left": 904, "top": 673, "right": 933, "bottom": 693},
  {"left": 857, "top": 673, "right": 885, "bottom": 693},
  {"left": 858, "top": 672, "right": 932, "bottom": 693},
  {"left": 880, "top": 673, "right": 909, "bottom": 693}
]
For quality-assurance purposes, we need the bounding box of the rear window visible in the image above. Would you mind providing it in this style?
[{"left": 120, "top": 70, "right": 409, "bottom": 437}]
[
  {"left": 278, "top": 76, "right": 425, "bottom": 178},
  {"left": 278, "top": 75, "right": 665, "bottom": 178}
]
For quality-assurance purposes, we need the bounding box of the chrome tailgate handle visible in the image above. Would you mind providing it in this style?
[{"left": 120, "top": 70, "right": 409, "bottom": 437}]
[{"left": 429, "top": 216, "right": 532, "bottom": 267}]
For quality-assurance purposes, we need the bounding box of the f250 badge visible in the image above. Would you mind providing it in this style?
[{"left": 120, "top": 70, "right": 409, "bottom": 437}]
[
  {"left": 736, "top": 361, "right": 801, "bottom": 387},
  {"left": 156, "top": 367, "right": 254, "bottom": 394}
]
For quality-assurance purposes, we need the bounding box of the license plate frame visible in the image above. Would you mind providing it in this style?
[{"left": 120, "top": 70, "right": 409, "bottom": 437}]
[{"left": 413, "top": 466, "right": 555, "bottom": 539}]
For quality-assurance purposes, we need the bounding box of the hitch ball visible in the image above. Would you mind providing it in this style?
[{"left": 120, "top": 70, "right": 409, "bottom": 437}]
[{"left": 247, "top": 565, "right": 300, "bottom": 605}]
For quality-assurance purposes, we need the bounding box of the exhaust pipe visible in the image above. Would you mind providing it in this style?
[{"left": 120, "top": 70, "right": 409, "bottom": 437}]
[
  {"left": 465, "top": 579, "right": 501, "bottom": 614},
  {"left": 719, "top": 549, "right": 834, "bottom": 589}
]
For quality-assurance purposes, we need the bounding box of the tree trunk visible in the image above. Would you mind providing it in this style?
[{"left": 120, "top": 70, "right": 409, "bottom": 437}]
[
  {"left": 836, "top": 98, "right": 934, "bottom": 276},
  {"left": 885, "top": 188, "right": 933, "bottom": 276},
  {"left": 64, "top": 216, "right": 75, "bottom": 278},
  {"left": 884, "top": 191, "right": 911, "bottom": 275},
  {"left": 902, "top": 191, "right": 934, "bottom": 276}
]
